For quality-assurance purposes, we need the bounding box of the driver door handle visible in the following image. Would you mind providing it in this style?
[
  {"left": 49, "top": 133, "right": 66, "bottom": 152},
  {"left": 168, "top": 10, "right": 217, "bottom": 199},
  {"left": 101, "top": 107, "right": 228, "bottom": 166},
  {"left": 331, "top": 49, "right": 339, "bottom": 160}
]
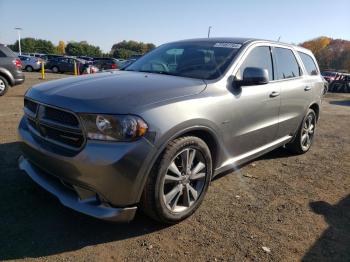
[
  {"left": 270, "top": 91, "right": 280, "bottom": 98},
  {"left": 304, "top": 86, "right": 312, "bottom": 91}
]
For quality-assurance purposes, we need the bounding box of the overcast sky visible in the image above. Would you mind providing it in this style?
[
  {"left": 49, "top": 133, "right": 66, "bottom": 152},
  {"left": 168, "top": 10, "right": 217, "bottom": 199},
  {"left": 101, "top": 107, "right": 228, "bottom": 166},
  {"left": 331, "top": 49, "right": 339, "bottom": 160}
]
[{"left": 0, "top": 0, "right": 349, "bottom": 52}]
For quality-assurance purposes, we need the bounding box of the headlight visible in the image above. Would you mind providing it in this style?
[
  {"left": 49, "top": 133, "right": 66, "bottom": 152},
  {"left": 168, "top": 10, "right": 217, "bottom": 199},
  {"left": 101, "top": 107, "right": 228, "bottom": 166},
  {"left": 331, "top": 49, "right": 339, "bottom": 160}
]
[{"left": 80, "top": 114, "right": 148, "bottom": 141}]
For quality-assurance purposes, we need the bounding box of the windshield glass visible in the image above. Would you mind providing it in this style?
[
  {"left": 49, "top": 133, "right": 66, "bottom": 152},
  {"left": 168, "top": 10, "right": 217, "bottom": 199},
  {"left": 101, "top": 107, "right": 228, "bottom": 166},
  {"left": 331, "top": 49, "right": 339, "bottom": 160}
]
[{"left": 124, "top": 41, "right": 242, "bottom": 80}]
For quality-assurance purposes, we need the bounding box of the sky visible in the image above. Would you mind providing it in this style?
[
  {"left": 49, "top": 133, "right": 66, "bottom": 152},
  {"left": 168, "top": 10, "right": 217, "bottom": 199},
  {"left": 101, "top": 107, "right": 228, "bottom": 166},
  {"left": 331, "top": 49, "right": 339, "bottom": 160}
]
[{"left": 0, "top": 0, "right": 349, "bottom": 52}]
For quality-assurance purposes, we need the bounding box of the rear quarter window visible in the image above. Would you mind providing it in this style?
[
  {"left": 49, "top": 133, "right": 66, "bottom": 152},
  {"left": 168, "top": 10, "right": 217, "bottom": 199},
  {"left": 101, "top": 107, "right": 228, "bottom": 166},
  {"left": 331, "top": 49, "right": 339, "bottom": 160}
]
[
  {"left": 274, "top": 47, "right": 301, "bottom": 80},
  {"left": 298, "top": 52, "right": 319, "bottom": 76}
]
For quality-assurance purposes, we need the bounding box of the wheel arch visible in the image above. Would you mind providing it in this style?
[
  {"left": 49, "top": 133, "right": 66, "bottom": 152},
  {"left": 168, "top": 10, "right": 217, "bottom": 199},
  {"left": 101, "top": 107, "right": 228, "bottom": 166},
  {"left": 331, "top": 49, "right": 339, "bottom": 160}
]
[
  {"left": 0, "top": 68, "right": 15, "bottom": 86},
  {"left": 136, "top": 124, "right": 223, "bottom": 203},
  {"left": 309, "top": 102, "right": 320, "bottom": 121}
]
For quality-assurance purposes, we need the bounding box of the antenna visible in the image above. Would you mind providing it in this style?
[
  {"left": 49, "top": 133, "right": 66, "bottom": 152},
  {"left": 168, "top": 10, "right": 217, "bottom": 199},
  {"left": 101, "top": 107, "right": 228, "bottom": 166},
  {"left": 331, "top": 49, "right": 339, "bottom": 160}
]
[{"left": 208, "top": 26, "right": 212, "bottom": 38}]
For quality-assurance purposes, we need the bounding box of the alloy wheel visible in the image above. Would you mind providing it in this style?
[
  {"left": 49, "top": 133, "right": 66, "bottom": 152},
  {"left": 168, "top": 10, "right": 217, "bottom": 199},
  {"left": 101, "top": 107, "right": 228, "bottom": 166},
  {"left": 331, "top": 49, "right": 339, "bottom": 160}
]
[
  {"left": 301, "top": 113, "right": 315, "bottom": 151},
  {"left": 162, "top": 148, "right": 207, "bottom": 213},
  {"left": 0, "top": 79, "right": 5, "bottom": 93}
]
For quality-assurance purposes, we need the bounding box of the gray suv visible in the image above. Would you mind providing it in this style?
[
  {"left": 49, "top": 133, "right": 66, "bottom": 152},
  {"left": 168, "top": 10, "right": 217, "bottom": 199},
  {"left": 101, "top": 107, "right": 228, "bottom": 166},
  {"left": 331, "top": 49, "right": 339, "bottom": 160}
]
[{"left": 18, "top": 38, "right": 324, "bottom": 223}]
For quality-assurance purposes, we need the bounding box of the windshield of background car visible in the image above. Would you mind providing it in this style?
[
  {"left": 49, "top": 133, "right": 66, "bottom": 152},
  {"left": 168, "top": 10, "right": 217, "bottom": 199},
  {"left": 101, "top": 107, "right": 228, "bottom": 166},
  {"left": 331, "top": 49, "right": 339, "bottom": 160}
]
[
  {"left": 124, "top": 41, "right": 242, "bottom": 80},
  {"left": 321, "top": 71, "right": 336, "bottom": 76}
]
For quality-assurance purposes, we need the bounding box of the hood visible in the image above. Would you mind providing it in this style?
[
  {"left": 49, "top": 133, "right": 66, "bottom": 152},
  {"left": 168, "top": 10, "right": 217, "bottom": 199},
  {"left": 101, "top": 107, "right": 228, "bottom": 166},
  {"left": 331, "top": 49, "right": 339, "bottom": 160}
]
[{"left": 25, "top": 71, "right": 206, "bottom": 114}]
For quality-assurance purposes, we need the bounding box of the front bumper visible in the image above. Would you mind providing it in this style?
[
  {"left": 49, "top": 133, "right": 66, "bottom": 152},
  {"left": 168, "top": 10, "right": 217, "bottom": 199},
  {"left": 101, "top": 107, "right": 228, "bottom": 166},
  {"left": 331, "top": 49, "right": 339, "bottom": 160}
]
[
  {"left": 18, "top": 116, "right": 157, "bottom": 221},
  {"left": 19, "top": 156, "right": 137, "bottom": 222}
]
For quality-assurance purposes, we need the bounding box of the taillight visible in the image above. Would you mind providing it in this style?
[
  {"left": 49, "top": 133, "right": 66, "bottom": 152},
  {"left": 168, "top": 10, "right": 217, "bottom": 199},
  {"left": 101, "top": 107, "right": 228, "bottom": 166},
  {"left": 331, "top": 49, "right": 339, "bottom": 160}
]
[
  {"left": 111, "top": 63, "right": 117, "bottom": 69},
  {"left": 13, "top": 59, "right": 22, "bottom": 69}
]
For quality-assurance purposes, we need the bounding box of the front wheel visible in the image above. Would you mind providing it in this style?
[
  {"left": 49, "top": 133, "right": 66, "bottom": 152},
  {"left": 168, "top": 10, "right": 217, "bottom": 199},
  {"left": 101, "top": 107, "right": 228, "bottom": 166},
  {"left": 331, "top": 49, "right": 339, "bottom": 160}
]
[
  {"left": 141, "top": 136, "right": 212, "bottom": 224},
  {"left": 286, "top": 109, "right": 317, "bottom": 154}
]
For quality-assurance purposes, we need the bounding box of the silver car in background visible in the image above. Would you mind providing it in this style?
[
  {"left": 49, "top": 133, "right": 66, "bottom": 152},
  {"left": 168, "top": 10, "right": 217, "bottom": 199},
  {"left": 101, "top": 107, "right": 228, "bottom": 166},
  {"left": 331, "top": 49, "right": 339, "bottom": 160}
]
[
  {"left": 18, "top": 38, "right": 324, "bottom": 224},
  {"left": 18, "top": 55, "right": 42, "bottom": 72}
]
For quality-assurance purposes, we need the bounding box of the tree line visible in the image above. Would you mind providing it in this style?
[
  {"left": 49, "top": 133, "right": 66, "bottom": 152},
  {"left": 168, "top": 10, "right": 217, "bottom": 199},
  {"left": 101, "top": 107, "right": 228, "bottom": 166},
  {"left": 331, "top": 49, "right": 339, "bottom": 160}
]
[
  {"left": 8, "top": 38, "right": 156, "bottom": 59},
  {"left": 300, "top": 36, "right": 350, "bottom": 72},
  {"left": 7, "top": 36, "right": 350, "bottom": 71}
]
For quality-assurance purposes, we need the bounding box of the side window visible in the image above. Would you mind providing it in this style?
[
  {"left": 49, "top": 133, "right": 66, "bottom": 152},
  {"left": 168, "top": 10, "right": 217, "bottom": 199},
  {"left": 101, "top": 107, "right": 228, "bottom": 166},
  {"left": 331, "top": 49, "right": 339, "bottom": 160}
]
[
  {"left": 298, "top": 52, "right": 319, "bottom": 76},
  {"left": 274, "top": 47, "right": 301, "bottom": 79},
  {"left": 236, "top": 46, "right": 273, "bottom": 81}
]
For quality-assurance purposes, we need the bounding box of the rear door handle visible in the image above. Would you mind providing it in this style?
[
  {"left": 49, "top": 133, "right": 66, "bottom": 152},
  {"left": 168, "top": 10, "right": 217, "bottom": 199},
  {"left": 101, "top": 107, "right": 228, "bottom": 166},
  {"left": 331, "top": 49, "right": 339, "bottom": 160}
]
[
  {"left": 270, "top": 91, "right": 280, "bottom": 98},
  {"left": 304, "top": 86, "right": 312, "bottom": 91}
]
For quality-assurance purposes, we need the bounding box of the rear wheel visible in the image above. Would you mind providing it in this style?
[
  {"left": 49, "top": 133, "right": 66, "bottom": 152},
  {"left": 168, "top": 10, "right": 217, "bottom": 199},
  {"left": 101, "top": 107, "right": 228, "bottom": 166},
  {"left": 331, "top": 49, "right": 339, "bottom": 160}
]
[
  {"left": 141, "top": 136, "right": 212, "bottom": 224},
  {"left": 52, "top": 66, "right": 59, "bottom": 73},
  {"left": 286, "top": 109, "right": 316, "bottom": 154},
  {"left": 25, "top": 66, "right": 33, "bottom": 72},
  {"left": 0, "top": 76, "right": 9, "bottom": 96}
]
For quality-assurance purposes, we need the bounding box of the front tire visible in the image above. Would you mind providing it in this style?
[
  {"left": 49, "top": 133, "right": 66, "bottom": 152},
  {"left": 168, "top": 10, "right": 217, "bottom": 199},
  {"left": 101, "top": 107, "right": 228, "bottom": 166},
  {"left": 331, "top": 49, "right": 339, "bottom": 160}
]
[
  {"left": 141, "top": 136, "right": 212, "bottom": 224},
  {"left": 0, "top": 76, "right": 9, "bottom": 96},
  {"left": 286, "top": 109, "right": 317, "bottom": 154}
]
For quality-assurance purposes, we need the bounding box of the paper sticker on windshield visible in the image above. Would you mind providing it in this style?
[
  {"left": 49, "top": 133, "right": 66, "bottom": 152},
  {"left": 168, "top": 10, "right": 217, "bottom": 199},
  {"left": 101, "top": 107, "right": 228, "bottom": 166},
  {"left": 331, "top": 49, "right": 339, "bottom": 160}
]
[{"left": 214, "top": 43, "right": 242, "bottom": 49}]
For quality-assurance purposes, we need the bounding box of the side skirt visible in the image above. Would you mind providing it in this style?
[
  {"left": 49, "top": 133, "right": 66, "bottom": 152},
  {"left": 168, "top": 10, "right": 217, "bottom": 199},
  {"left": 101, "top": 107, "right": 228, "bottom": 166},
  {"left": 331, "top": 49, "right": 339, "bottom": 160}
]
[{"left": 214, "top": 135, "right": 293, "bottom": 177}]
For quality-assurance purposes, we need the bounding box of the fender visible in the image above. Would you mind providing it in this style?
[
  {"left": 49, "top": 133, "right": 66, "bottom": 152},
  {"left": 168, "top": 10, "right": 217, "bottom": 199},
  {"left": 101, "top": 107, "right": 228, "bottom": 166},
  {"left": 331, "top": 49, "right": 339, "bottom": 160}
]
[
  {"left": 0, "top": 67, "right": 15, "bottom": 86},
  {"left": 134, "top": 122, "right": 223, "bottom": 202}
]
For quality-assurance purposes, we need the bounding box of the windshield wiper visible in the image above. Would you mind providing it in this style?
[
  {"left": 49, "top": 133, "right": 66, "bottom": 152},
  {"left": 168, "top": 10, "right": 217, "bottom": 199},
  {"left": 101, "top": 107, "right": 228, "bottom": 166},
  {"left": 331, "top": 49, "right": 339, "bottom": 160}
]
[{"left": 138, "top": 70, "right": 179, "bottom": 76}]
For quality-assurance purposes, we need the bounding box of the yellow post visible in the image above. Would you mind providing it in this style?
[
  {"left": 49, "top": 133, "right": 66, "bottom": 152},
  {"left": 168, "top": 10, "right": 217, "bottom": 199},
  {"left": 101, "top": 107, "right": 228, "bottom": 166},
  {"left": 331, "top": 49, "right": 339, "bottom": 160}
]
[
  {"left": 41, "top": 60, "right": 45, "bottom": 80},
  {"left": 74, "top": 60, "right": 78, "bottom": 76}
]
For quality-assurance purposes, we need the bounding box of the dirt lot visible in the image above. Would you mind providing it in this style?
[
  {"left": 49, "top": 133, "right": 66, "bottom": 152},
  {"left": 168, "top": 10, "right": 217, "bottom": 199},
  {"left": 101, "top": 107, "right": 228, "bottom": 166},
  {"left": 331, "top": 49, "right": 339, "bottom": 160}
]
[{"left": 0, "top": 72, "right": 349, "bottom": 261}]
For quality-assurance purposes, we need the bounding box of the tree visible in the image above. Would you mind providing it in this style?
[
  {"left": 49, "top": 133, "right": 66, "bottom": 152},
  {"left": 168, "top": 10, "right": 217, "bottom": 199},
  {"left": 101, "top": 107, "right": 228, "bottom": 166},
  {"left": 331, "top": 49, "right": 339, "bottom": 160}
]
[
  {"left": 111, "top": 40, "right": 156, "bottom": 59},
  {"left": 9, "top": 37, "right": 56, "bottom": 54},
  {"left": 65, "top": 41, "right": 102, "bottom": 57},
  {"left": 300, "top": 37, "right": 350, "bottom": 72},
  {"left": 56, "top": 40, "right": 65, "bottom": 55}
]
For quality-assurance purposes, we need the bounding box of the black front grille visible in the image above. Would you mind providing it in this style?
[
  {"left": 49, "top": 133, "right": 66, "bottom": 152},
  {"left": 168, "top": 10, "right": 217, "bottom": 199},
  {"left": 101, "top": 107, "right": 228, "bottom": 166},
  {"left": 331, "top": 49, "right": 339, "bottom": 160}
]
[
  {"left": 24, "top": 99, "right": 85, "bottom": 150},
  {"left": 24, "top": 99, "right": 38, "bottom": 115},
  {"left": 44, "top": 106, "right": 79, "bottom": 127}
]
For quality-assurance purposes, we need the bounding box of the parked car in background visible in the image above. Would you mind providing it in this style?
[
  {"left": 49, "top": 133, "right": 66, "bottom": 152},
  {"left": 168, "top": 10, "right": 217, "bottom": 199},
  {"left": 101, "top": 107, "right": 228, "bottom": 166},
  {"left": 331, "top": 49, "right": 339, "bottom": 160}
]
[
  {"left": 120, "top": 58, "right": 136, "bottom": 69},
  {"left": 41, "top": 54, "right": 64, "bottom": 61},
  {"left": 77, "top": 56, "right": 94, "bottom": 63},
  {"left": 19, "top": 38, "right": 324, "bottom": 223},
  {"left": 0, "top": 44, "right": 24, "bottom": 96},
  {"left": 328, "top": 73, "right": 350, "bottom": 93},
  {"left": 18, "top": 55, "right": 42, "bottom": 72},
  {"left": 45, "top": 56, "right": 97, "bottom": 74},
  {"left": 93, "top": 57, "right": 120, "bottom": 70},
  {"left": 129, "top": 54, "right": 143, "bottom": 60},
  {"left": 321, "top": 71, "right": 338, "bottom": 82}
]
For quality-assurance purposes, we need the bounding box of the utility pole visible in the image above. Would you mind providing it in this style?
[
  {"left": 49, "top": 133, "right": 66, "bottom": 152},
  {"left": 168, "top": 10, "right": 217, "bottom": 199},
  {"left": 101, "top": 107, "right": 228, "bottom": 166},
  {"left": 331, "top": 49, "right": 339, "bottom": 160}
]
[
  {"left": 207, "top": 26, "right": 212, "bottom": 38},
  {"left": 14, "top": 27, "right": 23, "bottom": 55}
]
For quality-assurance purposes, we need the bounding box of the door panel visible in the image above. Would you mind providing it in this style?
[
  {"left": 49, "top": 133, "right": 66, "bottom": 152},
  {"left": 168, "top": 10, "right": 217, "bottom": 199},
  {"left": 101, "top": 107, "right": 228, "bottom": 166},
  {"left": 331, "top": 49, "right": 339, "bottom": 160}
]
[
  {"left": 228, "top": 45, "right": 280, "bottom": 156},
  {"left": 228, "top": 82, "right": 281, "bottom": 156},
  {"left": 276, "top": 78, "right": 309, "bottom": 137}
]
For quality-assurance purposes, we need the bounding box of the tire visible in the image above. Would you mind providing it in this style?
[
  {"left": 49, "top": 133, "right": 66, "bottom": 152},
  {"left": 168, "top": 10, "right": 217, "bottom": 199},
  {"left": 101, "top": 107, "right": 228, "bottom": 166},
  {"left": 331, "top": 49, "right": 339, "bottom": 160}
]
[
  {"left": 141, "top": 136, "right": 212, "bottom": 224},
  {"left": 0, "top": 76, "right": 9, "bottom": 96},
  {"left": 286, "top": 109, "right": 316, "bottom": 154},
  {"left": 52, "top": 66, "right": 59, "bottom": 73},
  {"left": 25, "top": 66, "right": 33, "bottom": 72}
]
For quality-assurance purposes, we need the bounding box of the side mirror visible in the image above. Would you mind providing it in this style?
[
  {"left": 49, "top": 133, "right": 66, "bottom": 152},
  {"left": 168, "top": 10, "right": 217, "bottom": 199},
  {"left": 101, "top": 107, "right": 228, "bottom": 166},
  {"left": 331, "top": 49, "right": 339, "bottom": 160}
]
[{"left": 241, "top": 67, "right": 269, "bottom": 86}]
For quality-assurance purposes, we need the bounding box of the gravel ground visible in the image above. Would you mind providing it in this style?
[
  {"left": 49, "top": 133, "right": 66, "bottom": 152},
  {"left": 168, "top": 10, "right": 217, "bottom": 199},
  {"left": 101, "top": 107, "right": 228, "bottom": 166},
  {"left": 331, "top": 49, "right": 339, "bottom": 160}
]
[{"left": 0, "top": 72, "right": 349, "bottom": 261}]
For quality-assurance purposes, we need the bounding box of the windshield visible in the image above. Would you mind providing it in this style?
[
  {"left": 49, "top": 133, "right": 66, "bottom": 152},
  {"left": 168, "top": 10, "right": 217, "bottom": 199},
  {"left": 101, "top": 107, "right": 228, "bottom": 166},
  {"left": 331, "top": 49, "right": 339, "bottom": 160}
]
[{"left": 124, "top": 41, "right": 242, "bottom": 80}]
